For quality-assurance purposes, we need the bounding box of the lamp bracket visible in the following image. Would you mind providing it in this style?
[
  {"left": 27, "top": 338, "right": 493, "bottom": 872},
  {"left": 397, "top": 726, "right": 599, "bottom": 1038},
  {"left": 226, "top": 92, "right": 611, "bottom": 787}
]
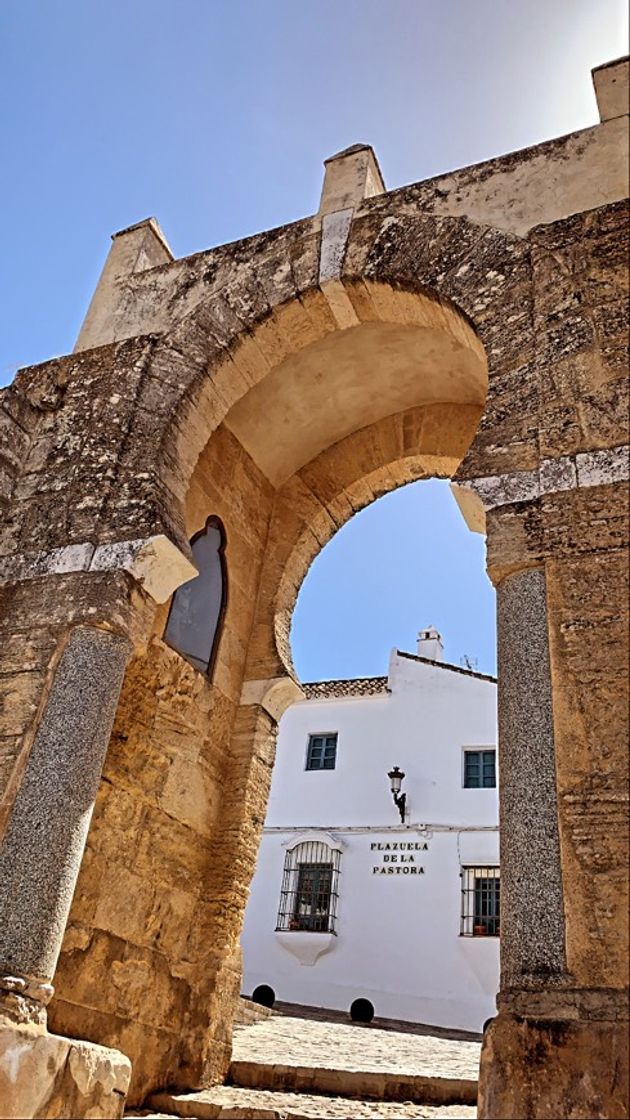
[{"left": 393, "top": 790, "right": 406, "bottom": 823}]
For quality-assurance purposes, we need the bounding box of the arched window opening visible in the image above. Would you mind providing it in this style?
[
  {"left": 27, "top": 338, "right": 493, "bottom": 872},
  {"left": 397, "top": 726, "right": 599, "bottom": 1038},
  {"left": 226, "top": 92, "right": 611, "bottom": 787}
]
[
  {"left": 276, "top": 840, "right": 341, "bottom": 933},
  {"left": 164, "top": 517, "right": 227, "bottom": 676}
]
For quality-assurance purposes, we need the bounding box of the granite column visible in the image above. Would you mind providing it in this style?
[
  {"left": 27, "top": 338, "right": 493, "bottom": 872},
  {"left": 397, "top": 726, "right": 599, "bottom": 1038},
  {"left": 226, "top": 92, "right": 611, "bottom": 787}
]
[{"left": 0, "top": 626, "right": 132, "bottom": 1011}]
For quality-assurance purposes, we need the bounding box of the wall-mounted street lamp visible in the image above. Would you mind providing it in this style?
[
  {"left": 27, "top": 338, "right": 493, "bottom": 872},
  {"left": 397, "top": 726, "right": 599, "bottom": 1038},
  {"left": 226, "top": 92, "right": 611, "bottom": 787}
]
[{"left": 388, "top": 766, "right": 406, "bottom": 823}]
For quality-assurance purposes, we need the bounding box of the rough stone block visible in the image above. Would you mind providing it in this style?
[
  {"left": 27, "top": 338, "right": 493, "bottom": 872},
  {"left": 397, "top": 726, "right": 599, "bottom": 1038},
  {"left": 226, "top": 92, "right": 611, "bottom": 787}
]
[
  {"left": 478, "top": 1012, "right": 629, "bottom": 1119},
  {"left": 0, "top": 1017, "right": 131, "bottom": 1119}
]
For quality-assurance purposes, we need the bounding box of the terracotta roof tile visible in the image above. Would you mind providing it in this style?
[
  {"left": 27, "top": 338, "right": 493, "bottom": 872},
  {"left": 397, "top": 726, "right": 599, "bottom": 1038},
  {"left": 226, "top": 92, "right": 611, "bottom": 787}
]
[
  {"left": 302, "top": 676, "right": 389, "bottom": 699},
  {"left": 301, "top": 651, "right": 496, "bottom": 698}
]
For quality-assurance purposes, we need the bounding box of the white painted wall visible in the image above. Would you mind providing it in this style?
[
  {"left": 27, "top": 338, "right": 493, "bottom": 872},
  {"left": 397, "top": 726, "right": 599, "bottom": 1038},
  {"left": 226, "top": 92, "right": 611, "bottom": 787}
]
[{"left": 240, "top": 646, "right": 500, "bottom": 1032}]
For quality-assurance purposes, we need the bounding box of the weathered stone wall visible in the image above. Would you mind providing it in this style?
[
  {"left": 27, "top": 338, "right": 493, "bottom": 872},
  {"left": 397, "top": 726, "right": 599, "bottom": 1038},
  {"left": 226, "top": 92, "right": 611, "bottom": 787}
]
[
  {"left": 485, "top": 199, "right": 629, "bottom": 986},
  {"left": 0, "top": 383, "right": 40, "bottom": 509},
  {"left": 476, "top": 198, "right": 629, "bottom": 1119},
  {"left": 0, "top": 60, "right": 627, "bottom": 1118},
  {"left": 49, "top": 425, "right": 275, "bottom": 1102},
  {"left": 0, "top": 337, "right": 176, "bottom": 843}
]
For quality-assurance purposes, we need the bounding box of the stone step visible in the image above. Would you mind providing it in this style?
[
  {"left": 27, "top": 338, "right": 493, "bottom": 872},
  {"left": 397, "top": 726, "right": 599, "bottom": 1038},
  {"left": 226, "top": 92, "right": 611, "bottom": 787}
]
[
  {"left": 228, "top": 1060, "right": 477, "bottom": 1107},
  {"left": 234, "top": 998, "right": 276, "bottom": 1027},
  {"left": 227, "top": 1016, "right": 480, "bottom": 1108},
  {"left": 141, "top": 1083, "right": 478, "bottom": 1118}
]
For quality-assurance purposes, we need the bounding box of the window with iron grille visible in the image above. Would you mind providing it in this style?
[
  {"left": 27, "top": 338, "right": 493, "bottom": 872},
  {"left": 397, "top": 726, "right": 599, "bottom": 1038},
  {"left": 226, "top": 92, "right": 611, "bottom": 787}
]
[
  {"left": 276, "top": 841, "right": 341, "bottom": 932},
  {"left": 463, "top": 748, "right": 496, "bottom": 788},
  {"left": 461, "top": 866, "right": 500, "bottom": 936},
  {"left": 306, "top": 733, "right": 338, "bottom": 771}
]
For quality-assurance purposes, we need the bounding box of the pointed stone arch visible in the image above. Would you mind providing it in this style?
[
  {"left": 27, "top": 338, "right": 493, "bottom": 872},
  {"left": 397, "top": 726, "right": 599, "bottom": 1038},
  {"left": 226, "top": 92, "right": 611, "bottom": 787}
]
[
  {"left": 94, "top": 207, "right": 534, "bottom": 565},
  {"left": 40, "top": 206, "right": 541, "bottom": 1103},
  {"left": 134, "top": 209, "right": 534, "bottom": 694}
]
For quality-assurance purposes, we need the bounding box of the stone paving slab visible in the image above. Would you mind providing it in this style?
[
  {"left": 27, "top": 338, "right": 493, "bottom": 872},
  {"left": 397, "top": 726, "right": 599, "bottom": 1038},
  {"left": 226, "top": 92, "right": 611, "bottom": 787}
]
[
  {"left": 227, "top": 1017, "right": 479, "bottom": 1107},
  {"left": 130, "top": 1017, "right": 480, "bottom": 1117},
  {"left": 144, "top": 1084, "right": 478, "bottom": 1118},
  {"left": 231, "top": 1016, "right": 481, "bottom": 1080}
]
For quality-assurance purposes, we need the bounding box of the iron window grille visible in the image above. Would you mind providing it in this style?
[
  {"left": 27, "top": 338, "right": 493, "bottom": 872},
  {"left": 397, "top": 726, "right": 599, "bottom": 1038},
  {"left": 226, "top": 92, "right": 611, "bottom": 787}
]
[
  {"left": 461, "top": 866, "right": 500, "bottom": 937},
  {"left": 306, "top": 733, "right": 338, "bottom": 771},
  {"left": 276, "top": 841, "right": 341, "bottom": 933},
  {"left": 463, "top": 749, "right": 496, "bottom": 788}
]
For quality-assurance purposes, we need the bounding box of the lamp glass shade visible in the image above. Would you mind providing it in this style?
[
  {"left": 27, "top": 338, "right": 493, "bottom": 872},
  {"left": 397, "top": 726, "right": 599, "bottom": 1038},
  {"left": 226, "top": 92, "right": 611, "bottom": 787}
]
[{"left": 388, "top": 766, "right": 404, "bottom": 794}]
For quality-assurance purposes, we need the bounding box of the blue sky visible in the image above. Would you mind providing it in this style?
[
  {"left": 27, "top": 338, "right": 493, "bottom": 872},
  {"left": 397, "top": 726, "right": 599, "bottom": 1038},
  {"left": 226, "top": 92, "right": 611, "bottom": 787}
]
[
  {"left": 292, "top": 479, "right": 496, "bottom": 680},
  {"left": 1, "top": 1, "right": 627, "bottom": 678}
]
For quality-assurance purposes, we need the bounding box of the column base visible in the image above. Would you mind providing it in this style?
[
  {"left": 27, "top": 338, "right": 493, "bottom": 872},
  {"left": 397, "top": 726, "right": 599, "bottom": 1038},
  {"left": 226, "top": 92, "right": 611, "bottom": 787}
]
[
  {"left": 0, "top": 1010, "right": 131, "bottom": 1119},
  {"left": 478, "top": 1011, "right": 629, "bottom": 1119}
]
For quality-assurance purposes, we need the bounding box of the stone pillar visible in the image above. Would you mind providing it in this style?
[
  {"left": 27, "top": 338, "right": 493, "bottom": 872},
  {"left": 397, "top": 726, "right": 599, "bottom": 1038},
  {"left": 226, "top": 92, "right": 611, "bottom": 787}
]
[
  {"left": 478, "top": 564, "right": 629, "bottom": 1120},
  {"left": 0, "top": 626, "right": 131, "bottom": 1006},
  {"left": 495, "top": 568, "right": 566, "bottom": 988}
]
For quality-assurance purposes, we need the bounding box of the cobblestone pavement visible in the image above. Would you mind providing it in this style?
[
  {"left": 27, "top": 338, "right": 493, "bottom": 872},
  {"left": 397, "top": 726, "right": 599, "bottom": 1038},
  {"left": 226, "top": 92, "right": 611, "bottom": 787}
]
[
  {"left": 140, "top": 1084, "right": 477, "bottom": 1118},
  {"left": 127, "top": 1017, "right": 480, "bottom": 1117},
  {"left": 232, "top": 1016, "right": 481, "bottom": 1081}
]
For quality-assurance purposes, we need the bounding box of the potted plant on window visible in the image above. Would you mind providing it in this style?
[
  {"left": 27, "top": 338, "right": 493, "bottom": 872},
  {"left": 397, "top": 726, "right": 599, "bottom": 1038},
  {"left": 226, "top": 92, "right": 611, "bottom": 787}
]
[{"left": 474, "top": 923, "right": 487, "bottom": 936}]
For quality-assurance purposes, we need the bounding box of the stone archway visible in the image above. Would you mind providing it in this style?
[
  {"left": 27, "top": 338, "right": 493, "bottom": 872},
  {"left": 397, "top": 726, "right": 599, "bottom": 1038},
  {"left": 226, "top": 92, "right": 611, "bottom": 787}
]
[
  {"left": 50, "top": 271, "right": 497, "bottom": 1104},
  {"left": 0, "top": 130, "right": 627, "bottom": 1119}
]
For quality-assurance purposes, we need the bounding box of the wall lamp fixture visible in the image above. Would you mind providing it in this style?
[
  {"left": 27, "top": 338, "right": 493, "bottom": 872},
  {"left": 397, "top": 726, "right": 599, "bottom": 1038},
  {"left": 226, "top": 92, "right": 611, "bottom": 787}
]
[{"left": 388, "top": 766, "right": 406, "bottom": 823}]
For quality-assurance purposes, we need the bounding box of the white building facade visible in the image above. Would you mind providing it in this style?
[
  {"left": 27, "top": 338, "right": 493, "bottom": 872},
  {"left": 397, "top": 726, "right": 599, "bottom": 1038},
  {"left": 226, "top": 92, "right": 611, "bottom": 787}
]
[{"left": 241, "top": 630, "right": 500, "bottom": 1033}]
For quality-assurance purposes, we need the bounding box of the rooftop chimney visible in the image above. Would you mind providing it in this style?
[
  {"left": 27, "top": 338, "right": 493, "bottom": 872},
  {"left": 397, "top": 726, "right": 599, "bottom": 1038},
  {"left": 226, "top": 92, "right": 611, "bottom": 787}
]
[{"left": 417, "top": 626, "right": 444, "bottom": 662}]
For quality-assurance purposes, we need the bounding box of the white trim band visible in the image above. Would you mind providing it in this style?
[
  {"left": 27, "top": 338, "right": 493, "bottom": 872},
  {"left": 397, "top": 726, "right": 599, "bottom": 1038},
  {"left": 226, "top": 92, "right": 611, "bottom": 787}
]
[
  {"left": 452, "top": 444, "right": 629, "bottom": 532},
  {"left": 0, "top": 534, "right": 197, "bottom": 603}
]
